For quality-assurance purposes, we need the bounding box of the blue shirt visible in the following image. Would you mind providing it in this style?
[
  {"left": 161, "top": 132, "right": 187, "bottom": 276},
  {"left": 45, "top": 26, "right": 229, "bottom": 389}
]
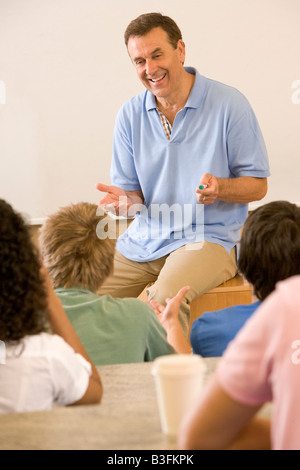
[
  {"left": 111, "top": 68, "right": 270, "bottom": 262},
  {"left": 190, "top": 301, "right": 261, "bottom": 357}
]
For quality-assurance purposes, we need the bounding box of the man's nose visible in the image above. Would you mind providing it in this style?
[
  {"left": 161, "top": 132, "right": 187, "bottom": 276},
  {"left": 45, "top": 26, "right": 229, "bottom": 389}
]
[{"left": 145, "top": 59, "right": 157, "bottom": 76}]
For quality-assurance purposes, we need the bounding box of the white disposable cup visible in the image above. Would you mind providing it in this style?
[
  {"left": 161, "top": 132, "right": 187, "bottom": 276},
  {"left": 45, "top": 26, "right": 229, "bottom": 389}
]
[{"left": 151, "top": 354, "right": 206, "bottom": 437}]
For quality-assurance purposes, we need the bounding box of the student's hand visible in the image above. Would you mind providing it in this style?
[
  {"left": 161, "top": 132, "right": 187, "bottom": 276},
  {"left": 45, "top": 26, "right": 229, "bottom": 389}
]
[
  {"left": 150, "top": 286, "right": 190, "bottom": 328},
  {"left": 96, "top": 183, "right": 130, "bottom": 217},
  {"left": 150, "top": 286, "right": 192, "bottom": 354}
]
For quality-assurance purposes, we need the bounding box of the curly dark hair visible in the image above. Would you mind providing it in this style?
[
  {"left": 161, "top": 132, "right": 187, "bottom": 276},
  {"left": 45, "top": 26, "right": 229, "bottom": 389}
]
[
  {"left": 0, "top": 200, "right": 49, "bottom": 342},
  {"left": 238, "top": 200, "right": 300, "bottom": 301}
]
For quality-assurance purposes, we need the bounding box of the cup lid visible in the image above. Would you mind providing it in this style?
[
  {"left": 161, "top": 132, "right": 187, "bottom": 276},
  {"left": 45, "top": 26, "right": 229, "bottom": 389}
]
[{"left": 151, "top": 354, "right": 205, "bottom": 376}]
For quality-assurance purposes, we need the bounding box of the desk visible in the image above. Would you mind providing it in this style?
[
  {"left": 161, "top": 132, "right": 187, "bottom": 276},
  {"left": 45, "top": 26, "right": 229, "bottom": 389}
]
[{"left": 0, "top": 358, "right": 270, "bottom": 450}]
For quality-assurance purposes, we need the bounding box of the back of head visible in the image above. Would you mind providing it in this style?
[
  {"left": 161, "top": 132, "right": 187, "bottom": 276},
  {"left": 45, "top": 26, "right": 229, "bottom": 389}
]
[
  {"left": 124, "top": 12, "right": 183, "bottom": 49},
  {"left": 40, "top": 202, "right": 116, "bottom": 292},
  {"left": 0, "top": 199, "right": 48, "bottom": 342},
  {"left": 238, "top": 201, "right": 300, "bottom": 300}
]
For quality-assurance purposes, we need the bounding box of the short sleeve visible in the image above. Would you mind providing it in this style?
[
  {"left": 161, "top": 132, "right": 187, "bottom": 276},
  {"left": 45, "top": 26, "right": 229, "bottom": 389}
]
[
  {"left": 226, "top": 97, "right": 270, "bottom": 178},
  {"left": 48, "top": 335, "right": 92, "bottom": 407},
  {"left": 110, "top": 105, "right": 141, "bottom": 191}
]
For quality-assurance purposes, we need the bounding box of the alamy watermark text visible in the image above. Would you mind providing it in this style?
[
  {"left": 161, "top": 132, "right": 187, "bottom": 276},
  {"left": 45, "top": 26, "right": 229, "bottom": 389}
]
[
  {"left": 0, "top": 80, "right": 6, "bottom": 104},
  {"left": 0, "top": 340, "right": 6, "bottom": 365},
  {"left": 96, "top": 200, "right": 204, "bottom": 241},
  {"left": 291, "top": 80, "right": 300, "bottom": 104}
]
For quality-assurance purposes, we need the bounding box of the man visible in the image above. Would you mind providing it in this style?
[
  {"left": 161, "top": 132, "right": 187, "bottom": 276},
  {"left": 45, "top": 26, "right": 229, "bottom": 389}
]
[{"left": 97, "top": 13, "right": 270, "bottom": 336}]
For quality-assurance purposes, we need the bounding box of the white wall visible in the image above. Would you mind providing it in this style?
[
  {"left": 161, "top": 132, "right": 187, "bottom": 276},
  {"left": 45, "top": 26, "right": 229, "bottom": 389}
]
[{"left": 0, "top": 0, "right": 299, "bottom": 223}]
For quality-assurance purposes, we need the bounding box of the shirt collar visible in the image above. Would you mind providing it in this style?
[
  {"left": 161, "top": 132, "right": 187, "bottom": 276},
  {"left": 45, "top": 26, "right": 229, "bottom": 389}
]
[
  {"left": 145, "top": 67, "right": 207, "bottom": 111},
  {"left": 55, "top": 287, "right": 96, "bottom": 296}
]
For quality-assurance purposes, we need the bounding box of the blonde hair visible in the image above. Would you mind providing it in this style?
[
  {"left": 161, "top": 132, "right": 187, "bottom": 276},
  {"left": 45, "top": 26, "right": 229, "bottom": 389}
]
[{"left": 40, "top": 202, "right": 116, "bottom": 292}]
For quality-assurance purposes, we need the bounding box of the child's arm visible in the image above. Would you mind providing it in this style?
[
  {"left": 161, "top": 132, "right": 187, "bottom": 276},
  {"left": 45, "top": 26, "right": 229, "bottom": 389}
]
[
  {"left": 41, "top": 265, "right": 103, "bottom": 405},
  {"left": 150, "top": 286, "right": 192, "bottom": 354},
  {"left": 178, "top": 374, "right": 270, "bottom": 450}
]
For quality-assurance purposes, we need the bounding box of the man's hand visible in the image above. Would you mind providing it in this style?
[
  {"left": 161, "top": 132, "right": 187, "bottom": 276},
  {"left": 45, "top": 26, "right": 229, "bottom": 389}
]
[
  {"left": 196, "top": 174, "right": 268, "bottom": 205},
  {"left": 196, "top": 174, "right": 218, "bottom": 205},
  {"left": 97, "top": 183, "right": 144, "bottom": 218},
  {"left": 96, "top": 183, "right": 130, "bottom": 217}
]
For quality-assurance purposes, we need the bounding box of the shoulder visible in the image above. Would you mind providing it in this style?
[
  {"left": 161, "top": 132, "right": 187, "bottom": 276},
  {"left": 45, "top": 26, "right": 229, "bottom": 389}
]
[
  {"left": 13, "top": 332, "right": 69, "bottom": 356},
  {"left": 197, "top": 73, "right": 252, "bottom": 121},
  {"left": 6, "top": 333, "right": 85, "bottom": 370},
  {"left": 104, "top": 295, "right": 153, "bottom": 317},
  {"left": 103, "top": 296, "right": 164, "bottom": 332},
  {"left": 252, "top": 276, "right": 300, "bottom": 326},
  {"left": 37, "top": 333, "right": 92, "bottom": 380},
  {"left": 194, "top": 302, "right": 259, "bottom": 325},
  {"left": 117, "top": 90, "right": 148, "bottom": 121},
  {"left": 204, "top": 75, "right": 249, "bottom": 105},
  {"left": 275, "top": 275, "right": 300, "bottom": 300},
  {"left": 264, "top": 276, "right": 300, "bottom": 329},
  {"left": 22, "top": 333, "right": 88, "bottom": 365}
]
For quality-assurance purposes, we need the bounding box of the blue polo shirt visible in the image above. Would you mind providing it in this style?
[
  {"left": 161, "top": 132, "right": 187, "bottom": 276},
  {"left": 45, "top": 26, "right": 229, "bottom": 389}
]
[{"left": 111, "top": 68, "right": 270, "bottom": 262}]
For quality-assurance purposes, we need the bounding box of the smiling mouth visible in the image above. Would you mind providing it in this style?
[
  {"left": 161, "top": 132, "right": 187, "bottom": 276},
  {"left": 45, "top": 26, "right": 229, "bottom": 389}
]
[{"left": 149, "top": 73, "right": 167, "bottom": 83}]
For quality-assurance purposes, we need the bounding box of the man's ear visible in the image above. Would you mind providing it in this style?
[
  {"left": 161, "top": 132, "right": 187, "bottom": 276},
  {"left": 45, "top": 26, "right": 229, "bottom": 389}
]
[{"left": 177, "top": 39, "right": 186, "bottom": 64}]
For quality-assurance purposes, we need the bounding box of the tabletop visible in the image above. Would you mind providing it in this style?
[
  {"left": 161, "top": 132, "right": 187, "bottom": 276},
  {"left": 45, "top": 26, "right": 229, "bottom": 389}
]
[{"left": 0, "top": 357, "right": 271, "bottom": 450}]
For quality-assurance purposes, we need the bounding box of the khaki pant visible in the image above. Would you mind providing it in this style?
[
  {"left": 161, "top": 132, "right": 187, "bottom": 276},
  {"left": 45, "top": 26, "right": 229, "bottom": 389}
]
[{"left": 98, "top": 241, "right": 237, "bottom": 337}]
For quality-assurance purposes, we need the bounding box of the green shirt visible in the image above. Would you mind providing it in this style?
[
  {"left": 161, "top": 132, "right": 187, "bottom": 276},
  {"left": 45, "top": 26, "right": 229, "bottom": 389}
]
[{"left": 55, "top": 288, "right": 175, "bottom": 366}]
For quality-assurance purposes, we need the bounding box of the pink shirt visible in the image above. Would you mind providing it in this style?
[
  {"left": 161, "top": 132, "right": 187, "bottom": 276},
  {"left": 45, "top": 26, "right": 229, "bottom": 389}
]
[{"left": 217, "top": 276, "right": 300, "bottom": 450}]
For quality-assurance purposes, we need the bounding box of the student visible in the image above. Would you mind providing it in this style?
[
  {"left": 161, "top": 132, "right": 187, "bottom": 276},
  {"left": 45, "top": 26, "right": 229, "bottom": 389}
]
[
  {"left": 39, "top": 202, "right": 177, "bottom": 365},
  {"left": 151, "top": 201, "right": 300, "bottom": 358},
  {"left": 178, "top": 275, "right": 300, "bottom": 450},
  {"left": 190, "top": 200, "right": 300, "bottom": 356},
  {"left": 0, "top": 199, "right": 102, "bottom": 414}
]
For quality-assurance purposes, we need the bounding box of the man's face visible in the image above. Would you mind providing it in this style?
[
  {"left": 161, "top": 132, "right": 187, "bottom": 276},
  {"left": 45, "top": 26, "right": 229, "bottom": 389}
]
[{"left": 127, "top": 27, "right": 185, "bottom": 101}]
